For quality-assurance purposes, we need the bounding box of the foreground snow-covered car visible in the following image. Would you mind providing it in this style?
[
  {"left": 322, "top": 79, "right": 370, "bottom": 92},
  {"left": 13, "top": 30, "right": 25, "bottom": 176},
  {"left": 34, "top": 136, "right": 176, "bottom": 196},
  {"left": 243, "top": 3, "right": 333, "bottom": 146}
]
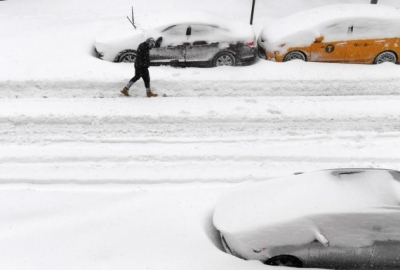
[
  {"left": 94, "top": 10, "right": 256, "bottom": 67},
  {"left": 213, "top": 168, "right": 400, "bottom": 269},
  {"left": 257, "top": 4, "right": 400, "bottom": 64}
]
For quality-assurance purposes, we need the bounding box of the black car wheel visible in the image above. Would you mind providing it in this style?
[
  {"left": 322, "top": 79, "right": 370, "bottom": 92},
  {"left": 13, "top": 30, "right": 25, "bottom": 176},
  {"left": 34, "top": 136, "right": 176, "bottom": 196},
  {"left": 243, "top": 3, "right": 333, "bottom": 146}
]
[
  {"left": 374, "top": 51, "right": 397, "bottom": 64},
  {"left": 213, "top": 52, "right": 236, "bottom": 67},
  {"left": 283, "top": 51, "right": 306, "bottom": 62},
  {"left": 114, "top": 49, "right": 137, "bottom": 63},
  {"left": 265, "top": 255, "right": 303, "bottom": 268}
]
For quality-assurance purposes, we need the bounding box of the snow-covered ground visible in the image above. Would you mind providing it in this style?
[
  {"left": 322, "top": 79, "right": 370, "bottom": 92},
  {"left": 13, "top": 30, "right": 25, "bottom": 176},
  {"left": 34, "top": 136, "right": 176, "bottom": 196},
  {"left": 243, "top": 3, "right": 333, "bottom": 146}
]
[{"left": 1, "top": 0, "right": 400, "bottom": 269}]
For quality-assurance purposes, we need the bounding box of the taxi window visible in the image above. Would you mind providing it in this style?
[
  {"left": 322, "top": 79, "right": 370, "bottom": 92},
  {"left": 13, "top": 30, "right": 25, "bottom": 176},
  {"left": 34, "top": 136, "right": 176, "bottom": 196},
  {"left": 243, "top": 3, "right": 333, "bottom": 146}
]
[
  {"left": 352, "top": 19, "right": 387, "bottom": 39},
  {"left": 321, "top": 21, "right": 352, "bottom": 41},
  {"left": 324, "top": 23, "right": 348, "bottom": 34}
]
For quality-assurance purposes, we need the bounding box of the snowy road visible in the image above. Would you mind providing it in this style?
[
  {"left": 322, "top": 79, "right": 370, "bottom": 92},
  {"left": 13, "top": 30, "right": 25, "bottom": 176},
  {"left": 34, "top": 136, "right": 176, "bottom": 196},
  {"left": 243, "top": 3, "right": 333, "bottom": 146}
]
[{"left": 1, "top": 96, "right": 400, "bottom": 184}]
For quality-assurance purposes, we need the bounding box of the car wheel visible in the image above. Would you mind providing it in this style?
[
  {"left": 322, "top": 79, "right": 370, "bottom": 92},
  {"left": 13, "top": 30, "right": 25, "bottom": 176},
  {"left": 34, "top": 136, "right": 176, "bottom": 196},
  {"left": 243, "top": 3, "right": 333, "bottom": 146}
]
[
  {"left": 374, "top": 51, "right": 397, "bottom": 64},
  {"left": 283, "top": 51, "right": 306, "bottom": 62},
  {"left": 114, "top": 49, "right": 137, "bottom": 63},
  {"left": 265, "top": 255, "right": 303, "bottom": 268},
  {"left": 213, "top": 52, "right": 236, "bottom": 67}
]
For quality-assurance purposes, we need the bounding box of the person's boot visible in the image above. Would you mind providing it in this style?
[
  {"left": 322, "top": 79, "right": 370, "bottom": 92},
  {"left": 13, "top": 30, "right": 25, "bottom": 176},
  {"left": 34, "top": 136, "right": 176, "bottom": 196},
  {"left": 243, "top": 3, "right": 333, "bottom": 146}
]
[
  {"left": 146, "top": 91, "right": 158, "bottom": 98},
  {"left": 121, "top": 87, "right": 130, "bottom": 97}
]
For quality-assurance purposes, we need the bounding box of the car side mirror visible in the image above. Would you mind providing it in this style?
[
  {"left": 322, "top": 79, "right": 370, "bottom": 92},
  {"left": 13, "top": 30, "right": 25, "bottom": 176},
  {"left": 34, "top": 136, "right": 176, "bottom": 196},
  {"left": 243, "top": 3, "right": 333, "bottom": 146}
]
[
  {"left": 186, "top": 26, "right": 191, "bottom": 36},
  {"left": 314, "top": 36, "right": 324, "bottom": 43},
  {"left": 155, "top": 37, "right": 162, "bottom": 48}
]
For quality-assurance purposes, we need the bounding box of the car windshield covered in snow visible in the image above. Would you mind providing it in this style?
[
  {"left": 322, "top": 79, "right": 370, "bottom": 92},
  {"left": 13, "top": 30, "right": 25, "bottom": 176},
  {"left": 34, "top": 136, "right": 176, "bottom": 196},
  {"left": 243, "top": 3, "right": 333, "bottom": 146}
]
[{"left": 213, "top": 168, "right": 400, "bottom": 269}]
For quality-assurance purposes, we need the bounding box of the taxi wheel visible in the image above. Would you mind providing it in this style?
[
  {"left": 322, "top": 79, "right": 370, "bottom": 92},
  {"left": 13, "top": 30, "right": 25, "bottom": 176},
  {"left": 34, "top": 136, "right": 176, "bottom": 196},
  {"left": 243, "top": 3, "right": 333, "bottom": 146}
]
[
  {"left": 115, "top": 50, "right": 137, "bottom": 63},
  {"left": 265, "top": 255, "right": 303, "bottom": 268},
  {"left": 283, "top": 51, "right": 306, "bottom": 62},
  {"left": 374, "top": 51, "right": 397, "bottom": 64}
]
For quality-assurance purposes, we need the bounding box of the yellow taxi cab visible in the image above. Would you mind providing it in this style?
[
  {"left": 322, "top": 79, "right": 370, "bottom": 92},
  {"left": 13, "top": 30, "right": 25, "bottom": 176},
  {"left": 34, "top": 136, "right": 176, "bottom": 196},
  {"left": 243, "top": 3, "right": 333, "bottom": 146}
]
[{"left": 257, "top": 4, "right": 400, "bottom": 64}]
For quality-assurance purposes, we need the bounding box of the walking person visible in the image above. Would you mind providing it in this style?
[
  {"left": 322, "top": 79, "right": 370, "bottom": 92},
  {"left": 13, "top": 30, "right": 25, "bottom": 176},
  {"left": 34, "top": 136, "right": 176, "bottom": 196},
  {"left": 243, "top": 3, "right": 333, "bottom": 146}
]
[{"left": 121, "top": 37, "right": 158, "bottom": 97}]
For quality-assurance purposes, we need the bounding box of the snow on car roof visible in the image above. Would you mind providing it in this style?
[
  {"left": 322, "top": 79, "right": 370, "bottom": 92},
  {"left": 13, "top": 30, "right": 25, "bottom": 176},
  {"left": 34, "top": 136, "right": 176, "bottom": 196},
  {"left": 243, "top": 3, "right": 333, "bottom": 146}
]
[
  {"left": 95, "top": 9, "right": 255, "bottom": 53},
  {"left": 144, "top": 9, "right": 255, "bottom": 40},
  {"left": 213, "top": 169, "right": 400, "bottom": 248},
  {"left": 260, "top": 4, "right": 400, "bottom": 45}
]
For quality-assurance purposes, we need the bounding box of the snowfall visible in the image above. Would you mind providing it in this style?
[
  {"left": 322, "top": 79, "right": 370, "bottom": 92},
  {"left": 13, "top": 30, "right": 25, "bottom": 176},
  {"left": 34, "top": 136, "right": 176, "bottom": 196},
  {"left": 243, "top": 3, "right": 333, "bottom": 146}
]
[{"left": 1, "top": 0, "right": 400, "bottom": 269}]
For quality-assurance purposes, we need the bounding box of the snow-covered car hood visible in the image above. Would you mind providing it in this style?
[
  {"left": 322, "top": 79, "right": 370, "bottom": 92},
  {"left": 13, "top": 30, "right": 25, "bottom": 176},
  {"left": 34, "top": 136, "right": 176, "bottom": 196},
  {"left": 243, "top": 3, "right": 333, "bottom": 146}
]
[
  {"left": 259, "top": 4, "right": 400, "bottom": 54},
  {"left": 213, "top": 169, "right": 400, "bottom": 255}
]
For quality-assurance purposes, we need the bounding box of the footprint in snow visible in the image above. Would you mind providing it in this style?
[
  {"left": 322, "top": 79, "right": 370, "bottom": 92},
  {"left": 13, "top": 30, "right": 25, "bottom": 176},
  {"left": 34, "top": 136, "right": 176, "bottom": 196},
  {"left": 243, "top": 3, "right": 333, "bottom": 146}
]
[{"left": 244, "top": 98, "right": 257, "bottom": 104}]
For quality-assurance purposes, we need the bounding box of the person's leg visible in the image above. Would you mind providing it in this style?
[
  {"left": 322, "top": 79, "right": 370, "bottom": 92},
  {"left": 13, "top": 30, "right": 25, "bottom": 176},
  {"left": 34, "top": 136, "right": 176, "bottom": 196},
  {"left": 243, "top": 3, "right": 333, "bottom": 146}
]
[
  {"left": 142, "top": 68, "right": 157, "bottom": 97},
  {"left": 126, "top": 69, "right": 142, "bottom": 89},
  {"left": 121, "top": 68, "right": 141, "bottom": 96},
  {"left": 142, "top": 68, "right": 150, "bottom": 90}
]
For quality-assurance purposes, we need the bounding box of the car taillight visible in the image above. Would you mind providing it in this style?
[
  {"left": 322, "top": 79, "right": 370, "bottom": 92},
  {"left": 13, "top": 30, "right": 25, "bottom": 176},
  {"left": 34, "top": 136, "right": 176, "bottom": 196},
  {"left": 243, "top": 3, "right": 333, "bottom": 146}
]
[{"left": 247, "top": 40, "right": 256, "bottom": 47}]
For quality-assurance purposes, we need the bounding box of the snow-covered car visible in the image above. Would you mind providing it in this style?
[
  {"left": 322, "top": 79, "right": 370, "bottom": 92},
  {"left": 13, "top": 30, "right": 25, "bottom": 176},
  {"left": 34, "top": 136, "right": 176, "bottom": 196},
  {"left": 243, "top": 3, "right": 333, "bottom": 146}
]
[
  {"left": 94, "top": 10, "right": 256, "bottom": 67},
  {"left": 257, "top": 4, "right": 400, "bottom": 64},
  {"left": 213, "top": 168, "right": 400, "bottom": 269}
]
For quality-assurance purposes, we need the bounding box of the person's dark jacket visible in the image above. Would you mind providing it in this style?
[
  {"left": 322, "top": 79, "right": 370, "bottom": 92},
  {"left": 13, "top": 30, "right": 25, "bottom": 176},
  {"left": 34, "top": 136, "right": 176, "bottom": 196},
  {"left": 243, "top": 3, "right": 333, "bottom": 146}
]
[{"left": 135, "top": 41, "right": 151, "bottom": 68}]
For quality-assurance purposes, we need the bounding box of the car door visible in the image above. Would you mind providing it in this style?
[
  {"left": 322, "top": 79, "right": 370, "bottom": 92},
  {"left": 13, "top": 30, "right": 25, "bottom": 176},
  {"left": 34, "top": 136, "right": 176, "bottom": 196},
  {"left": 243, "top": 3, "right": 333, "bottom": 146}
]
[
  {"left": 150, "top": 24, "right": 188, "bottom": 65},
  {"left": 310, "top": 41, "right": 347, "bottom": 62},
  {"left": 310, "top": 21, "right": 351, "bottom": 63},
  {"left": 307, "top": 241, "right": 373, "bottom": 269},
  {"left": 370, "top": 240, "right": 400, "bottom": 268},
  {"left": 185, "top": 24, "right": 222, "bottom": 65}
]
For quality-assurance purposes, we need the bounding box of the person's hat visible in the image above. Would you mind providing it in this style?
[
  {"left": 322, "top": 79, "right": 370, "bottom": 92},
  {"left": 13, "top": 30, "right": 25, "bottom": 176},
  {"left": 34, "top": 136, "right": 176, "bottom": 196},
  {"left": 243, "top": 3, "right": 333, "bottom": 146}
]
[{"left": 146, "top": 37, "right": 156, "bottom": 48}]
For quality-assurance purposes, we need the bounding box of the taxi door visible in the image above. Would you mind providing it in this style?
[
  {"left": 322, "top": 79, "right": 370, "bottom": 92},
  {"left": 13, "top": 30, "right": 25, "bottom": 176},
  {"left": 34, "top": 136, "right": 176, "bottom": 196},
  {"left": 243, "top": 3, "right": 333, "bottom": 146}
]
[
  {"left": 345, "top": 39, "right": 385, "bottom": 64},
  {"left": 345, "top": 22, "right": 392, "bottom": 64},
  {"left": 310, "top": 22, "right": 352, "bottom": 63},
  {"left": 310, "top": 41, "right": 348, "bottom": 63},
  {"left": 346, "top": 20, "right": 395, "bottom": 64}
]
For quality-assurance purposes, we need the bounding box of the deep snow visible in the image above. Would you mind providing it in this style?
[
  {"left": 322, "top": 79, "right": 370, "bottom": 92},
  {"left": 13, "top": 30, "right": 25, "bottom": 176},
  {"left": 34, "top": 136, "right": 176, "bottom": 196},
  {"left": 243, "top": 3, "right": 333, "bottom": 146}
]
[{"left": 2, "top": 0, "right": 400, "bottom": 269}]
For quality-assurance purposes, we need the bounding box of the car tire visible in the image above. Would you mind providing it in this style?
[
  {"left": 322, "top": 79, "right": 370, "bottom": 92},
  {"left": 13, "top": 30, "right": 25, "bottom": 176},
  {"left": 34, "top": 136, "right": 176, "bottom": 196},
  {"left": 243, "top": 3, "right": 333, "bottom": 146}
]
[
  {"left": 265, "top": 255, "right": 303, "bottom": 268},
  {"left": 283, "top": 51, "right": 306, "bottom": 62},
  {"left": 114, "top": 49, "right": 137, "bottom": 63},
  {"left": 213, "top": 52, "right": 236, "bottom": 67},
  {"left": 374, "top": 51, "right": 397, "bottom": 64}
]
